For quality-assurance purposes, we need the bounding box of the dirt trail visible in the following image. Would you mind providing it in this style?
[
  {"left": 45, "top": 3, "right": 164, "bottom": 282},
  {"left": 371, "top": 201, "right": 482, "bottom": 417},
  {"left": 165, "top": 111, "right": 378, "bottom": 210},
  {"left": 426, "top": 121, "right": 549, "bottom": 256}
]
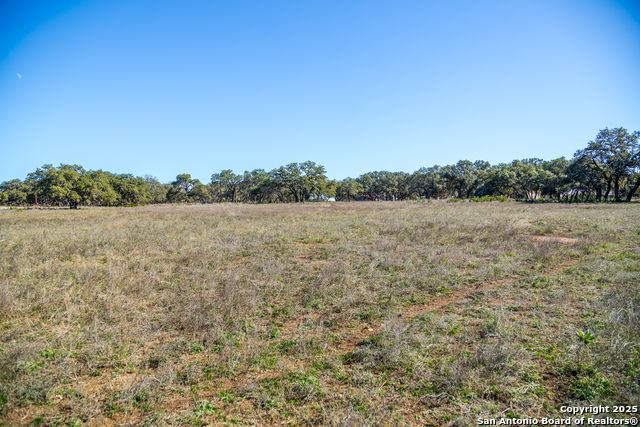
[
  {"left": 331, "top": 234, "right": 584, "bottom": 354},
  {"left": 270, "top": 233, "right": 586, "bottom": 355}
]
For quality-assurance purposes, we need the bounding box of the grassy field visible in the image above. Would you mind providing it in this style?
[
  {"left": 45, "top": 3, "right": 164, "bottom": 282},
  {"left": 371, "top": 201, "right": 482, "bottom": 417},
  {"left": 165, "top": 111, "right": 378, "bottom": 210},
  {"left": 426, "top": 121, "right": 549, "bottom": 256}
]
[{"left": 1, "top": 201, "right": 639, "bottom": 426}]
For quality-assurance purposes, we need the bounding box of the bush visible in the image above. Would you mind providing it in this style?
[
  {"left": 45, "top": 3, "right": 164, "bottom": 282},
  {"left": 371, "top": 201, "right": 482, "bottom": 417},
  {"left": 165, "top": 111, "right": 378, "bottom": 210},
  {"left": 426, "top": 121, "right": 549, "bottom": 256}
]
[{"left": 472, "top": 196, "right": 508, "bottom": 202}]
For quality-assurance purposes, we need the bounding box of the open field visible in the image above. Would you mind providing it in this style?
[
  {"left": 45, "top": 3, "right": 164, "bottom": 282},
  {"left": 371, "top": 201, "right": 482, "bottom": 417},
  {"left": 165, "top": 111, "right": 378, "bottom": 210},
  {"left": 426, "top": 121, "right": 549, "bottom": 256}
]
[{"left": 1, "top": 201, "right": 639, "bottom": 426}]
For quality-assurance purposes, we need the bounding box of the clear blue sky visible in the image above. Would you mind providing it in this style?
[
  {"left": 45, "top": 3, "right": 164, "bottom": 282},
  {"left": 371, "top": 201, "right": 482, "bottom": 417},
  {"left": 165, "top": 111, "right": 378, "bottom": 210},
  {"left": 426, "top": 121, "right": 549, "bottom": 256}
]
[{"left": 2, "top": 0, "right": 639, "bottom": 183}]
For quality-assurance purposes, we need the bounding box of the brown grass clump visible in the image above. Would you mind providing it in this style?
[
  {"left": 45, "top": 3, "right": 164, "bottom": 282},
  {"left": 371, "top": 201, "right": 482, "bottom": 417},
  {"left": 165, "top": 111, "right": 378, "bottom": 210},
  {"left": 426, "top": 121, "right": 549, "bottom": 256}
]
[{"left": 0, "top": 201, "right": 638, "bottom": 425}]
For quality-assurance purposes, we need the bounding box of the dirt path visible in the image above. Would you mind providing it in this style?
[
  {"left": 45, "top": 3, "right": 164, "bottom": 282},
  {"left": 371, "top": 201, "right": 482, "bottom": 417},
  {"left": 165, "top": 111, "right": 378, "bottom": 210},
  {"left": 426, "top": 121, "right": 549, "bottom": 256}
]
[
  {"left": 334, "top": 255, "right": 583, "bottom": 355},
  {"left": 267, "top": 234, "right": 588, "bottom": 357}
]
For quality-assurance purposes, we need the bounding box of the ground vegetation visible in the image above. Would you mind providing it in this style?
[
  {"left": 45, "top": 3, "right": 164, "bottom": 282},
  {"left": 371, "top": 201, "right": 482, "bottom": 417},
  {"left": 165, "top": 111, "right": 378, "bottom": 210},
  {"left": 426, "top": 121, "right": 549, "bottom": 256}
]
[{"left": 0, "top": 201, "right": 638, "bottom": 425}]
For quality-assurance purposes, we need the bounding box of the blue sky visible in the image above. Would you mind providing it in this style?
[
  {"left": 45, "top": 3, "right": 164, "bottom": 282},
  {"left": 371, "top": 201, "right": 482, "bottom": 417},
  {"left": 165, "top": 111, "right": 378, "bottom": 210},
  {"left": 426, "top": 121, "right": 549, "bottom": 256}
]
[{"left": 1, "top": 0, "right": 639, "bottom": 183}]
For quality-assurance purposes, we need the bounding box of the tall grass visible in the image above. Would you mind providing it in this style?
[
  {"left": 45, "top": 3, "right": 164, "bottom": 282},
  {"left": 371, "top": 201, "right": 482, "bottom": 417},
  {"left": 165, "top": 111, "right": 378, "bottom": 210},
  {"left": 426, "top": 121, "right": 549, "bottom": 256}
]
[{"left": 0, "top": 202, "right": 637, "bottom": 425}]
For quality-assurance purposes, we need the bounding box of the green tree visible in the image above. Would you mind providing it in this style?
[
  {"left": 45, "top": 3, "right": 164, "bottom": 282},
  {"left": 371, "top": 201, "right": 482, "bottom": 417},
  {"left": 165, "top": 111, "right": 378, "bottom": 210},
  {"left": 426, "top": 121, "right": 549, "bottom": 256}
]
[
  {"left": 190, "top": 182, "right": 211, "bottom": 203},
  {"left": 482, "top": 164, "right": 517, "bottom": 198},
  {"left": 0, "top": 179, "right": 29, "bottom": 205},
  {"left": 510, "top": 159, "right": 552, "bottom": 199},
  {"left": 540, "top": 157, "right": 570, "bottom": 199},
  {"left": 249, "top": 170, "right": 280, "bottom": 203},
  {"left": 566, "top": 156, "right": 603, "bottom": 201},
  {"left": 25, "top": 164, "right": 55, "bottom": 205},
  {"left": 211, "top": 170, "right": 242, "bottom": 202},
  {"left": 440, "top": 161, "right": 478, "bottom": 199},
  {"left": 41, "top": 164, "right": 86, "bottom": 208},
  {"left": 411, "top": 166, "right": 447, "bottom": 199},
  {"left": 75, "top": 173, "right": 99, "bottom": 205},
  {"left": 300, "top": 161, "right": 330, "bottom": 201},
  {"left": 336, "top": 178, "right": 363, "bottom": 202},
  {"left": 110, "top": 173, "right": 151, "bottom": 205},
  {"left": 576, "top": 127, "right": 640, "bottom": 201},
  {"left": 144, "top": 175, "right": 168, "bottom": 203},
  {"left": 272, "top": 161, "right": 329, "bottom": 202},
  {"left": 167, "top": 174, "right": 197, "bottom": 202},
  {"left": 356, "top": 172, "right": 379, "bottom": 200}
]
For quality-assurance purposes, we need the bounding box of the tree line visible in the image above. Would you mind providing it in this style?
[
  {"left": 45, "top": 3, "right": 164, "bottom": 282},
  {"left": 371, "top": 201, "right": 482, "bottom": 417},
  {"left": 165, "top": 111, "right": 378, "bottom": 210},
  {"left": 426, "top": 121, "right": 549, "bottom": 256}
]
[{"left": 2, "top": 127, "right": 639, "bottom": 207}]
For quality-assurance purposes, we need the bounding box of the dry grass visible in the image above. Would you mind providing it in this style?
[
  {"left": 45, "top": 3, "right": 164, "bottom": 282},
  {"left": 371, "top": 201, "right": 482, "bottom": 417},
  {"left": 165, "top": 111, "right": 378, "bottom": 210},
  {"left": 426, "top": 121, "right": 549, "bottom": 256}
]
[{"left": 0, "top": 201, "right": 638, "bottom": 426}]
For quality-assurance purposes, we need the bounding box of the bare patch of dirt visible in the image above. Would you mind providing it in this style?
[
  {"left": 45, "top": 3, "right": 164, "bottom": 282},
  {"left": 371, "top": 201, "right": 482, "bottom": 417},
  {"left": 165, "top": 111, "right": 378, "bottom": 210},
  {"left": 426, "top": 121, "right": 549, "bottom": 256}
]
[{"left": 530, "top": 234, "right": 579, "bottom": 244}]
